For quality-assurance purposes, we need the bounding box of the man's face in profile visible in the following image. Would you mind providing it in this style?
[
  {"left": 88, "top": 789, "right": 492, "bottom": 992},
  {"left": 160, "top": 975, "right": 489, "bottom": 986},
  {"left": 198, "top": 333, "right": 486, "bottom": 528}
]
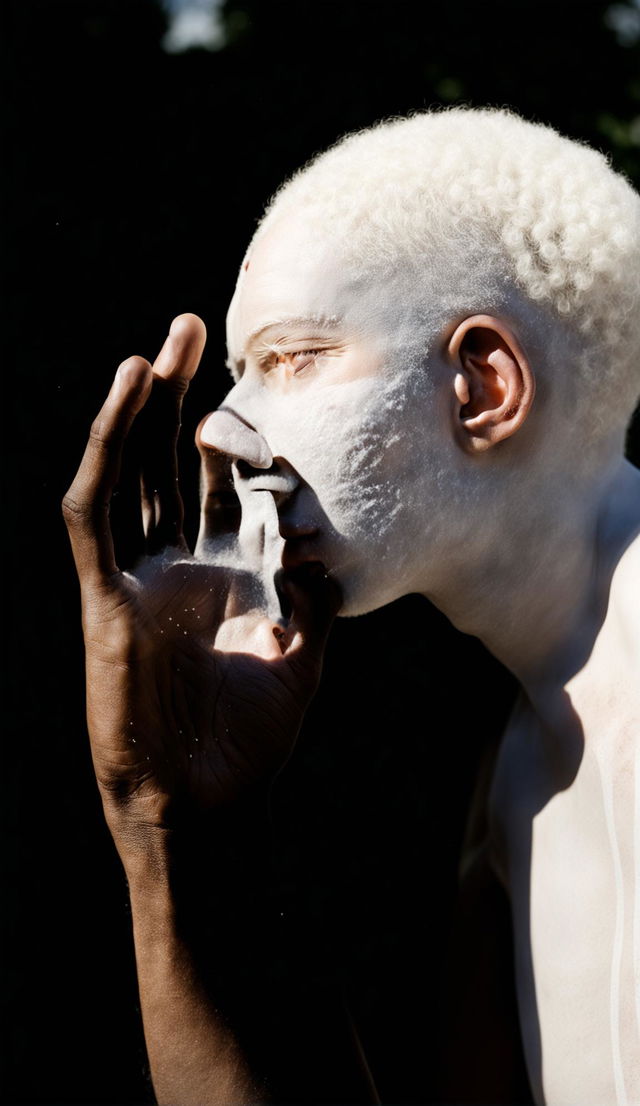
[{"left": 220, "top": 211, "right": 457, "bottom": 616}]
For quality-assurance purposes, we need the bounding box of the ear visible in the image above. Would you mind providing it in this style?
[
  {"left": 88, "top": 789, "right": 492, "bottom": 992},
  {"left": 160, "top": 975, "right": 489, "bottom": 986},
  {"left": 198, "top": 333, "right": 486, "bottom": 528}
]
[{"left": 447, "top": 315, "right": 536, "bottom": 453}]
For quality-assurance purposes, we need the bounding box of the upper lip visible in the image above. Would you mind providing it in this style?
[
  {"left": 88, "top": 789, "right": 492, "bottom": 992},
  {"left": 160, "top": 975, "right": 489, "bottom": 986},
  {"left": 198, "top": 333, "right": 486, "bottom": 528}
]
[{"left": 278, "top": 520, "right": 319, "bottom": 540}]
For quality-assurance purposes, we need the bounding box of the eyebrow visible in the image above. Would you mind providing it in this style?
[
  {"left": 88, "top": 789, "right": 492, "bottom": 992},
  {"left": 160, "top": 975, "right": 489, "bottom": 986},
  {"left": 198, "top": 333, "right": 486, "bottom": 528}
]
[
  {"left": 244, "top": 314, "right": 342, "bottom": 352},
  {"left": 227, "top": 314, "right": 342, "bottom": 378}
]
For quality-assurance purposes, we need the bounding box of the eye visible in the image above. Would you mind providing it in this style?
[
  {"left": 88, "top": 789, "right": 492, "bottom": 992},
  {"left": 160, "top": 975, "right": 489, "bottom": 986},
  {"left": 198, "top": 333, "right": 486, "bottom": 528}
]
[{"left": 273, "top": 349, "right": 322, "bottom": 376}]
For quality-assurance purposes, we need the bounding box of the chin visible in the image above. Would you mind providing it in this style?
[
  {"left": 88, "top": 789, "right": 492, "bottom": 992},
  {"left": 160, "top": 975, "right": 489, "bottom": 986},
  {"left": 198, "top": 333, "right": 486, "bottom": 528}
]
[{"left": 334, "top": 566, "right": 410, "bottom": 619}]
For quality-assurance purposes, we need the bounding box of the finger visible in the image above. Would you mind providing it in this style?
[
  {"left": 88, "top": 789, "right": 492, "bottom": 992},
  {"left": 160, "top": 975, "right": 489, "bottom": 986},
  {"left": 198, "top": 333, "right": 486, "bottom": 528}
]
[
  {"left": 62, "top": 357, "right": 152, "bottom": 586},
  {"left": 277, "top": 563, "right": 342, "bottom": 685},
  {"left": 152, "top": 313, "right": 206, "bottom": 387},
  {"left": 140, "top": 314, "right": 207, "bottom": 554},
  {"left": 194, "top": 414, "right": 242, "bottom": 550},
  {"left": 138, "top": 377, "right": 187, "bottom": 553}
]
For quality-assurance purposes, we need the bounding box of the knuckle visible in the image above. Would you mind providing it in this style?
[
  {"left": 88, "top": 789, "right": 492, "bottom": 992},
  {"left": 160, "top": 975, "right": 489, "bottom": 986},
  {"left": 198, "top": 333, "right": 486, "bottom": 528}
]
[
  {"left": 89, "top": 412, "right": 124, "bottom": 449},
  {"left": 61, "top": 491, "right": 90, "bottom": 527},
  {"left": 170, "top": 376, "right": 189, "bottom": 398},
  {"left": 88, "top": 417, "right": 110, "bottom": 447}
]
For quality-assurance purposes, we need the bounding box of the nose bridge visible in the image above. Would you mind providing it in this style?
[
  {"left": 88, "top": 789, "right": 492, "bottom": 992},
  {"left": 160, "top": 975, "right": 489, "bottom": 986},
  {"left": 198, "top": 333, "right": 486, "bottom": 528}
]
[{"left": 222, "top": 375, "right": 254, "bottom": 419}]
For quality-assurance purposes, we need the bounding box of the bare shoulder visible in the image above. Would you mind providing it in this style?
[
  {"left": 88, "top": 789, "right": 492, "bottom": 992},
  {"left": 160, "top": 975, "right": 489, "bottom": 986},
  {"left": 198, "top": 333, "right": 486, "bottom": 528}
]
[
  {"left": 580, "top": 462, "right": 640, "bottom": 745},
  {"left": 605, "top": 458, "right": 640, "bottom": 636},
  {"left": 610, "top": 523, "right": 640, "bottom": 652},
  {"left": 592, "top": 512, "right": 640, "bottom": 740}
]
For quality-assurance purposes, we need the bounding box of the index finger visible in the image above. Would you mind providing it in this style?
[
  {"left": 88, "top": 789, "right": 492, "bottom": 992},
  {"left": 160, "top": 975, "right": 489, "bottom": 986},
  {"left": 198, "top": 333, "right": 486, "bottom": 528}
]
[{"left": 62, "top": 357, "right": 152, "bottom": 587}]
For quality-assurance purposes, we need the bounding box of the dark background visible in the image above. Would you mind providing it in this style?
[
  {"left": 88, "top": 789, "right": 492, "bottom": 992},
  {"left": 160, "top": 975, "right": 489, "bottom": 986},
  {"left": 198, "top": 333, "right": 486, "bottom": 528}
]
[{"left": 3, "top": 1, "right": 640, "bottom": 1103}]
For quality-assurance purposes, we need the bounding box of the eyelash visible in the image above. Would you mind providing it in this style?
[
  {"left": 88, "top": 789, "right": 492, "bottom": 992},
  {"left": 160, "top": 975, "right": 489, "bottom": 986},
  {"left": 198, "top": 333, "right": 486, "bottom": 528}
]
[{"left": 261, "top": 348, "right": 323, "bottom": 375}]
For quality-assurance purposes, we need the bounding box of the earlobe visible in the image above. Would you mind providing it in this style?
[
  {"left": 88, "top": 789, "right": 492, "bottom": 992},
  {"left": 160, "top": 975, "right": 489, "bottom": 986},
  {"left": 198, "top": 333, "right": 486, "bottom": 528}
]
[{"left": 447, "top": 314, "right": 535, "bottom": 453}]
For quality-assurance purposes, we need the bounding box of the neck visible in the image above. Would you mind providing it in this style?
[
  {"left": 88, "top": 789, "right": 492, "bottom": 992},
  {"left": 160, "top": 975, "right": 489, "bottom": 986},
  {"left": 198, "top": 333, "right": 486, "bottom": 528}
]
[{"left": 425, "top": 455, "right": 640, "bottom": 703}]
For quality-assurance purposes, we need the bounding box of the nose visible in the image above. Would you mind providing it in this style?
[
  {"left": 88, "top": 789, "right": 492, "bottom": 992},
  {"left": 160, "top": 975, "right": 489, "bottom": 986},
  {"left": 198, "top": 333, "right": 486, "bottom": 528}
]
[
  {"left": 198, "top": 406, "right": 299, "bottom": 508},
  {"left": 197, "top": 406, "right": 272, "bottom": 469}
]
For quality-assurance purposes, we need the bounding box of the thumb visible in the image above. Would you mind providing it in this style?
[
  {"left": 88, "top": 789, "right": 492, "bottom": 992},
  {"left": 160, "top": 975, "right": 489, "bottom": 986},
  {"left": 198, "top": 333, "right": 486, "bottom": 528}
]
[{"left": 278, "top": 563, "right": 342, "bottom": 686}]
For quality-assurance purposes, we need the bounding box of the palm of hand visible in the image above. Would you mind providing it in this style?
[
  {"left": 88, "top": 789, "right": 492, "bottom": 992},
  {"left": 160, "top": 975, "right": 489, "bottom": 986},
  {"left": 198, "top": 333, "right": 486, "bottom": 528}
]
[{"left": 84, "top": 552, "right": 310, "bottom": 821}]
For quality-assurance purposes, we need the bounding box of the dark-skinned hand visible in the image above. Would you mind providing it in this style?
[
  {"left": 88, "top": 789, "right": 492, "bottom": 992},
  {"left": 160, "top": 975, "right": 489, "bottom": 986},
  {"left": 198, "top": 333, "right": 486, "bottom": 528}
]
[{"left": 62, "top": 314, "right": 341, "bottom": 851}]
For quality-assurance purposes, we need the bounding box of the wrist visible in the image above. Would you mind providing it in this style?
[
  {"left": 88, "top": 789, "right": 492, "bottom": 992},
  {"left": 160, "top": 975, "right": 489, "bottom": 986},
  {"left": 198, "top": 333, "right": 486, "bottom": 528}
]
[
  {"left": 118, "top": 826, "right": 175, "bottom": 896},
  {"left": 107, "top": 787, "right": 274, "bottom": 895}
]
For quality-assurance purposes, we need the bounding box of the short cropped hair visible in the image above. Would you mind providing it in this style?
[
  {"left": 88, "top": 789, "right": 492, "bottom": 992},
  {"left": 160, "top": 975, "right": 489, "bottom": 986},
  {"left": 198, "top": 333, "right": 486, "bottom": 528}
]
[{"left": 250, "top": 108, "right": 640, "bottom": 444}]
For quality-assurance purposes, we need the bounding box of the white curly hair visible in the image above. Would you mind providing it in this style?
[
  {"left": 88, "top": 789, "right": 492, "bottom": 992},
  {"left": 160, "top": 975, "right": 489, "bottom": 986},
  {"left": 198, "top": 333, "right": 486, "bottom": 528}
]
[{"left": 248, "top": 107, "right": 640, "bottom": 445}]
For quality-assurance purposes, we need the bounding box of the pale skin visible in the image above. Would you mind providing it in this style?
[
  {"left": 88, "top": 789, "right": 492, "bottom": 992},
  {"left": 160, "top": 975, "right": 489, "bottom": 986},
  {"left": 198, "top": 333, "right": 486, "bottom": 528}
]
[
  {"left": 211, "top": 217, "right": 640, "bottom": 1103},
  {"left": 65, "top": 207, "right": 640, "bottom": 1103}
]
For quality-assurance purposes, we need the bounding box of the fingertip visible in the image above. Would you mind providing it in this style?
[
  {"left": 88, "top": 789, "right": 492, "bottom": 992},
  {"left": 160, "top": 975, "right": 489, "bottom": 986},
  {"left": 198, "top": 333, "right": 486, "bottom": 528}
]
[
  {"left": 169, "top": 312, "right": 207, "bottom": 344},
  {"left": 154, "top": 314, "right": 207, "bottom": 383},
  {"left": 115, "top": 356, "right": 153, "bottom": 400}
]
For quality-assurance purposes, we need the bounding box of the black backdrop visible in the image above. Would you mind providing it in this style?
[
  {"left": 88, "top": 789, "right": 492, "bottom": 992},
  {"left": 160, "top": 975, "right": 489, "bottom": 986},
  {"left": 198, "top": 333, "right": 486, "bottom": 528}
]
[{"left": 4, "top": 2, "right": 640, "bottom": 1103}]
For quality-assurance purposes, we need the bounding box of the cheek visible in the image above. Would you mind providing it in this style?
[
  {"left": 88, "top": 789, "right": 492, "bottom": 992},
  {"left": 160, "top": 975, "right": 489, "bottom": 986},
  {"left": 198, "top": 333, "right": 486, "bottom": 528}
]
[
  {"left": 251, "top": 382, "right": 368, "bottom": 471},
  {"left": 254, "top": 369, "right": 438, "bottom": 535},
  {"left": 302, "top": 383, "right": 431, "bottom": 538}
]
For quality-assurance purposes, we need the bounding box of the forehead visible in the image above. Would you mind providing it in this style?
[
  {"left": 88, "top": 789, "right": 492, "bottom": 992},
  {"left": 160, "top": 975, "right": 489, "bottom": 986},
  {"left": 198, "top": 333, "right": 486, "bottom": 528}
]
[
  {"left": 226, "top": 215, "right": 346, "bottom": 356},
  {"left": 226, "top": 212, "right": 409, "bottom": 364}
]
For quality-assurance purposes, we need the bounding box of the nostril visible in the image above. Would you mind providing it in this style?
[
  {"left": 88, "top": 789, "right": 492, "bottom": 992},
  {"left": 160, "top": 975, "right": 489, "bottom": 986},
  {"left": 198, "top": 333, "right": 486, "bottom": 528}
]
[
  {"left": 235, "top": 459, "right": 279, "bottom": 480},
  {"left": 233, "top": 459, "right": 299, "bottom": 500}
]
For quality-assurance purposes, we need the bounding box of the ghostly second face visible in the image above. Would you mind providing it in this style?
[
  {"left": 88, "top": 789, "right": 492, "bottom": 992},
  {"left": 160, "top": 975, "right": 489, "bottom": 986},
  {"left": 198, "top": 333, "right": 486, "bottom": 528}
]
[{"left": 206, "top": 212, "right": 456, "bottom": 616}]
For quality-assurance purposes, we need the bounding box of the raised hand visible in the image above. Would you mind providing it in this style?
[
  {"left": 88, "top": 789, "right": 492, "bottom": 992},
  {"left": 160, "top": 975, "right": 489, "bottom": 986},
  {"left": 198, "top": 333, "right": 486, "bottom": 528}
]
[{"left": 62, "top": 314, "right": 341, "bottom": 846}]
